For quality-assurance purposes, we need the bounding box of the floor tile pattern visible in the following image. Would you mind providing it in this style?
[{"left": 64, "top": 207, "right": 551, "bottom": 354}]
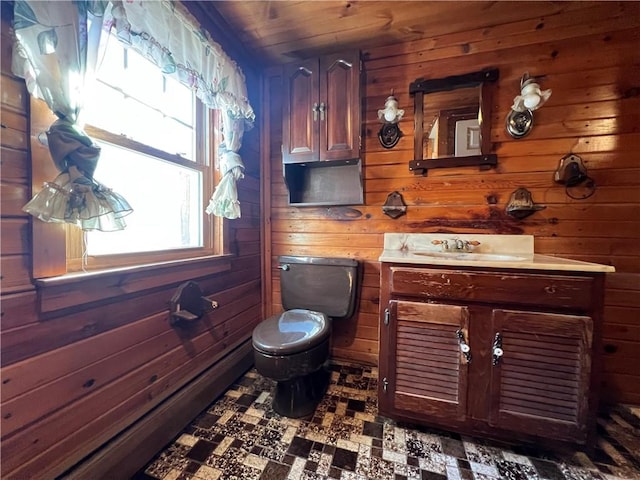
[{"left": 136, "top": 362, "right": 640, "bottom": 480}]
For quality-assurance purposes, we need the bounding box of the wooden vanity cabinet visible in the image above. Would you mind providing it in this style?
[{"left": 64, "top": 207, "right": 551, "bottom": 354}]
[
  {"left": 282, "top": 51, "right": 361, "bottom": 164},
  {"left": 378, "top": 264, "right": 605, "bottom": 446}
]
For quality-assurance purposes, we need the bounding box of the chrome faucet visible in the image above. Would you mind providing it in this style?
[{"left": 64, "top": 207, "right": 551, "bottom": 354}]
[{"left": 431, "top": 238, "right": 481, "bottom": 252}]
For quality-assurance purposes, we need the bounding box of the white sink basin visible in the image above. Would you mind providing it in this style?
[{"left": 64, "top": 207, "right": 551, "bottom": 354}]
[
  {"left": 380, "top": 234, "right": 615, "bottom": 272},
  {"left": 413, "top": 252, "right": 528, "bottom": 261}
]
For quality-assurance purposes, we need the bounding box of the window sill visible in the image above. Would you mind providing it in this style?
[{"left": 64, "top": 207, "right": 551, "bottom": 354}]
[{"left": 35, "top": 254, "right": 233, "bottom": 314}]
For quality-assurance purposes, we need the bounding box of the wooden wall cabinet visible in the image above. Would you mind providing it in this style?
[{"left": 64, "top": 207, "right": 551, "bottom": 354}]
[
  {"left": 378, "top": 264, "right": 605, "bottom": 447},
  {"left": 282, "top": 51, "right": 361, "bottom": 164}
]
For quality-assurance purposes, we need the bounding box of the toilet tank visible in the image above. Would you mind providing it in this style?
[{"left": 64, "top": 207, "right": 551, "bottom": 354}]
[{"left": 279, "top": 256, "right": 358, "bottom": 320}]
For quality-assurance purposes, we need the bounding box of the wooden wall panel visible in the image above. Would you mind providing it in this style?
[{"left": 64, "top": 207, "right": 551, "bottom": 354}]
[
  {"left": 262, "top": 2, "right": 640, "bottom": 404},
  {"left": 0, "top": 291, "right": 38, "bottom": 331},
  {"left": 0, "top": 9, "right": 33, "bottom": 301},
  {"left": 3, "top": 312, "right": 260, "bottom": 478},
  {"left": 0, "top": 146, "right": 29, "bottom": 182},
  {"left": 1, "top": 284, "right": 261, "bottom": 439},
  {"left": 0, "top": 6, "right": 263, "bottom": 477},
  {"left": 0, "top": 74, "right": 28, "bottom": 113}
]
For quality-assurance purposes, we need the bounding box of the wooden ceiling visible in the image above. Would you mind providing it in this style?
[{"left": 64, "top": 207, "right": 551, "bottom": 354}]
[{"left": 189, "top": 1, "right": 587, "bottom": 67}]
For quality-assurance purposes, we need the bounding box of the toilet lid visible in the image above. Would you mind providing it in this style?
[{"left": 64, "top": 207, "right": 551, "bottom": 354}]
[{"left": 252, "top": 309, "right": 330, "bottom": 355}]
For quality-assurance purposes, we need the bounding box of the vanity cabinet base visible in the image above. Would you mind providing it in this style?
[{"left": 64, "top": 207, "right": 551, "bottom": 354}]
[{"left": 378, "top": 264, "right": 605, "bottom": 448}]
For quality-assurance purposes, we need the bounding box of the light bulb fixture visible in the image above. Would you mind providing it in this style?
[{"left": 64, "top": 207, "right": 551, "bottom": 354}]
[
  {"left": 506, "top": 72, "right": 552, "bottom": 139},
  {"left": 511, "top": 73, "right": 552, "bottom": 112},
  {"left": 377, "top": 90, "right": 404, "bottom": 149}
]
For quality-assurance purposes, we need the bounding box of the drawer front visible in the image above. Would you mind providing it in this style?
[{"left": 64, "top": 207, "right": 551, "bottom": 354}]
[{"left": 390, "top": 267, "right": 593, "bottom": 310}]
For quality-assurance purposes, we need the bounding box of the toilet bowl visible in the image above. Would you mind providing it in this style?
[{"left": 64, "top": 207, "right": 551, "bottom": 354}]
[{"left": 251, "top": 256, "right": 359, "bottom": 418}]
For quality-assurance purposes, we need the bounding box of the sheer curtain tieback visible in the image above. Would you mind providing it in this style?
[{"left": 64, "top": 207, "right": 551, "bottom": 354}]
[
  {"left": 13, "top": 0, "right": 133, "bottom": 231},
  {"left": 23, "top": 119, "right": 133, "bottom": 231},
  {"left": 206, "top": 147, "right": 244, "bottom": 219}
]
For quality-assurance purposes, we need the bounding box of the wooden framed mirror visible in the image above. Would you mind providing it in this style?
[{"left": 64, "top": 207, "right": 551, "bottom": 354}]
[{"left": 409, "top": 68, "right": 499, "bottom": 175}]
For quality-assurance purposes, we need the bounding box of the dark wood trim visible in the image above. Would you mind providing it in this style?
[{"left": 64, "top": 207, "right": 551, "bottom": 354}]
[
  {"left": 409, "top": 154, "right": 497, "bottom": 175},
  {"left": 413, "top": 92, "right": 424, "bottom": 162},
  {"left": 261, "top": 67, "right": 281, "bottom": 318},
  {"left": 409, "top": 68, "right": 499, "bottom": 95},
  {"left": 60, "top": 339, "right": 254, "bottom": 480},
  {"left": 587, "top": 274, "right": 606, "bottom": 448},
  {"left": 479, "top": 80, "right": 494, "bottom": 156}
]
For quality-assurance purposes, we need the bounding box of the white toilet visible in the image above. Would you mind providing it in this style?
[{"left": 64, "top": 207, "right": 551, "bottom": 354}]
[{"left": 252, "top": 256, "right": 359, "bottom": 418}]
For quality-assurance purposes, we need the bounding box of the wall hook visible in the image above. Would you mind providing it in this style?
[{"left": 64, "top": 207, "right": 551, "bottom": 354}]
[
  {"left": 170, "top": 281, "right": 218, "bottom": 327},
  {"left": 382, "top": 191, "right": 407, "bottom": 218},
  {"left": 554, "top": 153, "right": 596, "bottom": 199},
  {"left": 506, "top": 187, "right": 546, "bottom": 219}
]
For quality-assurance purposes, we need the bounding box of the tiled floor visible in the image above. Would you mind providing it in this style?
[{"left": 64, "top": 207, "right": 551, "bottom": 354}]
[{"left": 135, "top": 362, "right": 640, "bottom": 480}]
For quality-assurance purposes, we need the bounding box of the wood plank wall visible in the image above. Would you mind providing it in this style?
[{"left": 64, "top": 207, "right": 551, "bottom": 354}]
[
  {"left": 263, "top": 2, "right": 640, "bottom": 404},
  {"left": 0, "top": 5, "right": 262, "bottom": 478}
]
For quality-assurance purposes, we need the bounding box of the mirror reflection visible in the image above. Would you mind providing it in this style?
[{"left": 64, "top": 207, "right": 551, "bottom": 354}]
[{"left": 423, "top": 86, "right": 480, "bottom": 159}]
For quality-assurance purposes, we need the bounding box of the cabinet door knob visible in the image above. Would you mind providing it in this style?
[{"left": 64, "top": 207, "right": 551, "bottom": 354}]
[
  {"left": 319, "top": 102, "right": 326, "bottom": 121},
  {"left": 492, "top": 332, "right": 503, "bottom": 366},
  {"left": 312, "top": 102, "right": 319, "bottom": 121},
  {"left": 456, "top": 329, "right": 472, "bottom": 364}
]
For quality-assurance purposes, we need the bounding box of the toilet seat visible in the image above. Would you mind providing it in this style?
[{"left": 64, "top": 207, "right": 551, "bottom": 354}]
[{"left": 252, "top": 308, "right": 330, "bottom": 355}]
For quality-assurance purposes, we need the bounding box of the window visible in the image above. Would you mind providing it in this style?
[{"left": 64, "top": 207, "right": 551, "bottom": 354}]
[{"left": 62, "top": 37, "right": 223, "bottom": 272}]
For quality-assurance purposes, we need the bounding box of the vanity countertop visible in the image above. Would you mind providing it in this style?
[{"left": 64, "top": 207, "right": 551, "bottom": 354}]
[{"left": 379, "top": 234, "right": 615, "bottom": 273}]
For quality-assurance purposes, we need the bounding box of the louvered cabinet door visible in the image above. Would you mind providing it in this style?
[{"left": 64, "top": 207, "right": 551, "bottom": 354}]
[
  {"left": 385, "top": 300, "right": 470, "bottom": 422},
  {"left": 489, "top": 309, "right": 593, "bottom": 443}
]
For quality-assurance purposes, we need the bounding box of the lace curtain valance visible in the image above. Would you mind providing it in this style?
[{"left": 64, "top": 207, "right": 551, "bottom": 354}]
[{"left": 106, "top": 1, "right": 254, "bottom": 123}]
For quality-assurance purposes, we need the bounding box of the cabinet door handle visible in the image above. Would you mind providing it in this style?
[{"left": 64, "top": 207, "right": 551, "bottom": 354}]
[
  {"left": 319, "top": 102, "right": 326, "bottom": 121},
  {"left": 312, "top": 102, "right": 319, "bottom": 121},
  {"left": 456, "top": 329, "right": 472, "bottom": 364},
  {"left": 492, "top": 332, "right": 503, "bottom": 366}
]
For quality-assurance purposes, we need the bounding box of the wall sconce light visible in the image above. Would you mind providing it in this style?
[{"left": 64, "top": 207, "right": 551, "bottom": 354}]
[
  {"left": 377, "top": 90, "right": 404, "bottom": 149},
  {"left": 505, "top": 73, "right": 552, "bottom": 139}
]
